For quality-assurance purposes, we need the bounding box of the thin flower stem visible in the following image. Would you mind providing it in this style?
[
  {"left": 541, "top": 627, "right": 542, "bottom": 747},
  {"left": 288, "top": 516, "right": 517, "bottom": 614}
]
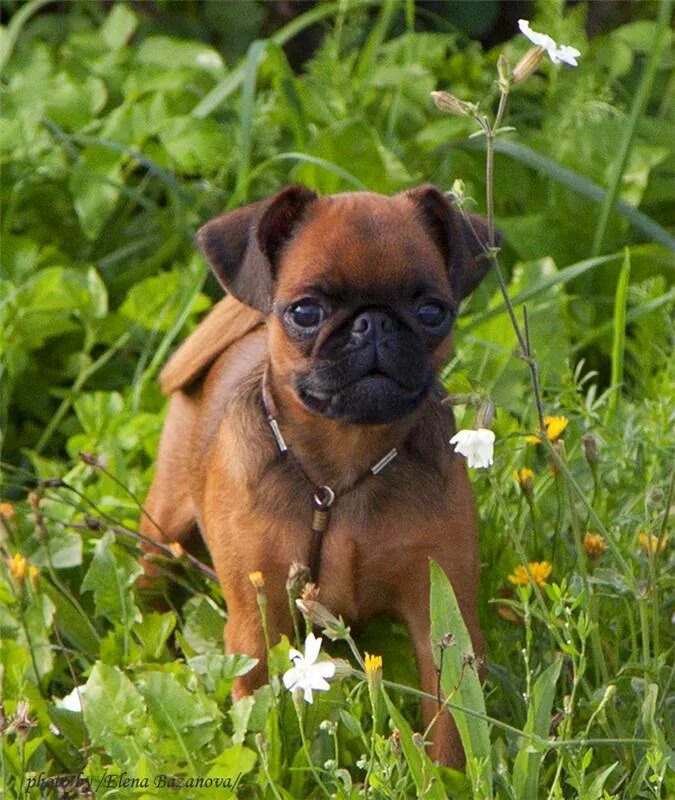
[
  {"left": 254, "top": 734, "right": 285, "bottom": 800},
  {"left": 561, "top": 445, "right": 609, "bottom": 686},
  {"left": 292, "top": 697, "right": 331, "bottom": 798},
  {"left": 543, "top": 441, "right": 633, "bottom": 577},
  {"left": 380, "top": 676, "right": 648, "bottom": 749}
]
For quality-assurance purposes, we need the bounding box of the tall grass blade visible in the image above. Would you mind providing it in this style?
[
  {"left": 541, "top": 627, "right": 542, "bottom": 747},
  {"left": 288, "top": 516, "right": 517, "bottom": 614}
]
[
  {"left": 462, "top": 254, "right": 620, "bottom": 331},
  {"left": 429, "top": 560, "right": 493, "bottom": 795},
  {"left": 592, "top": 0, "right": 673, "bottom": 256},
  {"left": 455, "top": 139, "right": 675, "bottom": 250},
  {"left": 234, "top": 40, "right": 269, "bottom": 203},
  {"left": 192, "top": 1, "right": 383, "bottom": 119},
  {"left": 606, "top": 248, "right": 631, "bottom": 423},
  {"left": 512, "top": 658, "right": 562, "bottom": 800},
  {"left": 380, "top": 687, "right": 447, "bottom": 799},
  {"left": 0, "top": 0, "right": 55, "bottom": 74}
]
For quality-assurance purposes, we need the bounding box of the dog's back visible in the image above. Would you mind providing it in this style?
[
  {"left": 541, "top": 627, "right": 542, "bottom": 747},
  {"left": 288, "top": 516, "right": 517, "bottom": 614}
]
[{"left": 159, "top": 295, "right": 264, "bottom": 395}]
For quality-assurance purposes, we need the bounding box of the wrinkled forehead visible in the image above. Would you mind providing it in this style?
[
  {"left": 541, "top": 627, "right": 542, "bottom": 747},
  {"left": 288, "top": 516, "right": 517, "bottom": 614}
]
[{"left": 275, "top": 193, "right": 450, "bottom": 300}]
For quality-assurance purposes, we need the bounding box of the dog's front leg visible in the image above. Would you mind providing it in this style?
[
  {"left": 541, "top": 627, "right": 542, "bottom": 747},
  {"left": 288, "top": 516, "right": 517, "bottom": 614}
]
[
  {"left": 222, "top": 574, "right": 294, "bottom": 699},
  {"left": 404, "top": 607, "right": 466, "bottom": 768}
]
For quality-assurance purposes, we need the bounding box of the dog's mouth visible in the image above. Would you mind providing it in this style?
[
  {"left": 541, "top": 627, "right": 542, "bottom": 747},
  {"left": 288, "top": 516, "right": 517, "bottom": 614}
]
[{"left": 297, "top": 369, "right": 431, "bottom": 425}]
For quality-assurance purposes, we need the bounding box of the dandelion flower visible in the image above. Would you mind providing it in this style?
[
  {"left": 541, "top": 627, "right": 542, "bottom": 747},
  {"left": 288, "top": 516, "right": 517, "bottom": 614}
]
[
  {"left": 526, "top": 415, "right": 569, "bottom": 444},
  {"left": 6, "top": 553, "right": 27, "bottom": 584},
  {"left": 508, "top": 561, "right": 553, "bottom": 587},
  {"left": 638, "top": 532, "right": 667, "bottom": 556},
  {"left": 583, "top": 532, "right": 606, "bottom": 557},
  {"left": 513, "top": 467, "right": 534, "bottom": 492},
  {"left": 450, "top": 428, "right": 495, "bottom": 469},
  {"left": 248, "top": 570, "right": 265, "bottom": 589},
  {"left": 283, "top": 632, "right": 335, "bottom": 704}
]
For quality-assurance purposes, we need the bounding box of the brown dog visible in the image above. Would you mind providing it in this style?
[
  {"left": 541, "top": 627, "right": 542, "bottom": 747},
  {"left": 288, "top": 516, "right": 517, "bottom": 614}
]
[{"left": 140, "top": 185, "right": 490, "bottom": 766}]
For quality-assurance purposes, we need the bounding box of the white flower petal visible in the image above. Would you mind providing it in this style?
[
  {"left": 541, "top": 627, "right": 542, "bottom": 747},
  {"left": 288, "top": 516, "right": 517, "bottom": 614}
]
[
  {"left": 551, "top": 44, "right": 581, "bottom": 66},
  {"left": 518, "top": 19, "right": 555, "bottom": 51},
  {"left": 450, "top": 428, "right": 495, "bottom": 469},
  {"left": 312, "top": 676, "right": 331, "bottom": 692},
  {"left": 55, "top": 686, "right": 86, "bottom": 713},
  {"left": 304, "top": 632, "right": 322, "bottom": 665},
  {"left": 518, "top": 19, "right": 579, "bottom": 68},
  {"left": 282, "top": 666, "right": 301, "bottom": 690},
  {"left": 282, "top": 633, "right": 335, "bottom": 704},
  {"left": 313, "top": 661, "right": 336, "bottom": 680}
]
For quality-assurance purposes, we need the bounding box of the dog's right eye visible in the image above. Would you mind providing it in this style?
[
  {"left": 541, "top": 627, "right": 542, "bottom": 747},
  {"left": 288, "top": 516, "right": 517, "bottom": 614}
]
[{"left": 288, "top": 299, "right": 325, "bottom": 329}]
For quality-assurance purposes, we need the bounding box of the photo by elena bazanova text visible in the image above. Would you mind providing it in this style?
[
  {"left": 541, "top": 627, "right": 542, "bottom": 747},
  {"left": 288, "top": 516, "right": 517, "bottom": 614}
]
[{"left": 25, "top": 770, "right": 244, "bottom": 793}]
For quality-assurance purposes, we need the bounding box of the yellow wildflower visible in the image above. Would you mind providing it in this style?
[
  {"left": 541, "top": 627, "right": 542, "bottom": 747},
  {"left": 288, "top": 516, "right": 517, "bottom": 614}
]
[
  {"left": 526, "top": 415, "right": 569, "bottom": 444},
  {"left": 0, "top": 502, "right": 15, "bottom": 520},
  {"left": 638, "top": 532, "right": 667, "bottom": 556},
  {"left": 168, "top": 542, "right": 184, "bottom": 558},
  {"left": 583, "top": 532, "right": 606, "bottom": 558},
  {"left": 248, "top": 570, "right": 265, "bottom": 589},
  {"left": 513, "top": 467, "right": 534, "bottom": 492},
  {"left": 364, "top": 653, "right": 383, "bottom": 675},
  {"left": 508, "top": 561, "right": 553, "bottom": 587},
  {"left": 6, "top": 553, "right": 27, "bottom": 584},
  {"left": 28, "top": 565, "right": 39, "bottom": 588}
]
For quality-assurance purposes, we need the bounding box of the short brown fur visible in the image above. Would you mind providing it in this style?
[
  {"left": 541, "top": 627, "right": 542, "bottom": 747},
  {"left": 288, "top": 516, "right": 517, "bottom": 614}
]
[{"left": 141, "top": 186, "right": 488, "bottom": 767}]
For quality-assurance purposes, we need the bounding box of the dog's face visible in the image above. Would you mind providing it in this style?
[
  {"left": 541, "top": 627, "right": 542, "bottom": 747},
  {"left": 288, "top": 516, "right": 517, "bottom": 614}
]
[{"left": 197, "top": 185, "right": 491, "bottom": 425}]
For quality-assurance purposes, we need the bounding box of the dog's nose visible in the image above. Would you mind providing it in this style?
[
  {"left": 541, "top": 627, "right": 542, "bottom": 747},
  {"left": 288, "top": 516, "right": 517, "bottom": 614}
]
[{"left": 351, "top": 310, "right": 395, "bottom": 338}]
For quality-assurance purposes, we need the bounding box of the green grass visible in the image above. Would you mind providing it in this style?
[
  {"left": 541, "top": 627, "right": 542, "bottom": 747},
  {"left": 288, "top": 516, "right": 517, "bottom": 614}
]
[{"left": 0, "top": 1, "right": 673, "bottom": 798}]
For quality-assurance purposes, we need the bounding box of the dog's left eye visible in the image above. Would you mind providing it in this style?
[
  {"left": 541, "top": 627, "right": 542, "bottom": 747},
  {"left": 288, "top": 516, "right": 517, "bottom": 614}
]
[
  {"left": 416, "top": 303, "right": 449, "bottom": 328},
  {"left": 288, "top": 299, "right": 325, "bottom": 329}
]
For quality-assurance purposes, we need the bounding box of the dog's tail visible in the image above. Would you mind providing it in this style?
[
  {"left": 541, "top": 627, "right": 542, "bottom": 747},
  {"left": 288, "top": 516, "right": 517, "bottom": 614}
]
[{"left": 159, "top": 295, "right": 265, "bottom": 395}]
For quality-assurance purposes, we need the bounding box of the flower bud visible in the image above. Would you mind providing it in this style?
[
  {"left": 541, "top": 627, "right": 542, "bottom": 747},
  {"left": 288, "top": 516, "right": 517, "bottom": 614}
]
[
  {"left": 582, "top": 434, "right": 599, "bottom": 465},
  {"left": 331, "top": 658, "right": 353, "bottom": 680},
  {"left": 296, "top": 598, "right": 351, "bottom": 640},
  {"left": 286, "top": 562, "right": 310, "bottom": 600},
  {"left": 513, "top": 467, "right": 535, "bottom": 495},
  {"left": 248, "top": 571, "right": 264, "bottom": 590},
  {"left": 475, "top": 399, "right": 495, "bottom": 429},
  {"left": 430, "top": 90, "right": 477, "bottom": 118},
  {"left": 512, "top": 46, "right": 545, "bottom": 85},
  {"left": 497, "top": 53, "right": 511, "bottom": 93},
  {"left": 583, "top": 532, "right": 606, "bottom": 558}
]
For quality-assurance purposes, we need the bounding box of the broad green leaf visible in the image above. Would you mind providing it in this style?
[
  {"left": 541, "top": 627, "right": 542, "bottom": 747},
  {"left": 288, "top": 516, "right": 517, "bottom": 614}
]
[
  {"left": 137, "top": 670, "right": 221, "bottom": 756},
  {"left": 69, "top": 145, "right": 124, "bottom": 240},
  {"left": 293, "top": 119, "right": 412, "bottom": 193},
  {"left": 100, "top": 3, "right": 138, "bottom": 50},
  {"left": 512, "top": 658, "right": 563, "bottom": 800},
  {"left": 180, "top": 595, "right": 226, "bottom": 655},
  {"left": 73, "top": 391, "right": 124, "bottom": 436},
  {"left": 160, "top": 117, "right": 232, "bottom": 173},
  {"left": 45, "top": 73, "right": 107, "bottom": 130},
  {"left": 137, "top": 36, "right": 224, "bottom": 76},
  {"left": 204, "top": 744, "right": 257, "bottom": 796},
  {"left": 26, "top": 530, "right": 82, "bottom": 569},
  {"left": 133, "top": 612, "right": 176, "bottom": 661},
  {"left": 81, "top": 531, "right": 142, "bottom": 625},
  {"left": 429, "top": 560, "right": 492, "bottom": 794},
  {"left": 188, "top": 653, "right": 258, "bottom": 702},
  {"left": 229, "top": 695, "right": 255, "bottom": 744},
  {"left": 83, "top": 662, "right": 149, "bottom": 767},
  {"left": 120, "top": 271, "right": 209, "bottom": 332}
]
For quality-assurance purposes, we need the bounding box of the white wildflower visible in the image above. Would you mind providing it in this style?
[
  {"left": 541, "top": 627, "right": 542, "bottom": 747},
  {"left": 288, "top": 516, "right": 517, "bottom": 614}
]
[
  {"left": 282, "top": 632, "right": 335, "bottom": 704},
  {"left": 449, "top": 428, "right": 495, "bottom": 469},
  {"left": 518, "top": 20, "right": 581, "bottom": 66}
]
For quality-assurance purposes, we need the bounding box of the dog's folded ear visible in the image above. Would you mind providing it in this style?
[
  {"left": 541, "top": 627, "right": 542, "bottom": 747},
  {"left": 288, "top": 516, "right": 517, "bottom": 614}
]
[
  {"left": 196, "top": 185, "right": 318, "bottom": 311},
  {"left": 405, "top": 184, "right": 498, "bottom": 301}
]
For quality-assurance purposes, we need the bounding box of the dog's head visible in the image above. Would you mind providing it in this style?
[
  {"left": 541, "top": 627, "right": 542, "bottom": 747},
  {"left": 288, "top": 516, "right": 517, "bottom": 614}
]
[{"left": 197, "top": 185, "right": 491, "bottom": 425}]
